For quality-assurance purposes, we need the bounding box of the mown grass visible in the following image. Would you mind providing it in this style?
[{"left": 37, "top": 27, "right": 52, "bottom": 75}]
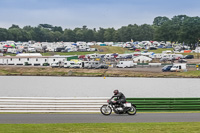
[
  {"left": 41, "top": 46, "right": 132, "bottom": 56},
  {"left": 91, "top": 45, "right": 132, "bottom": 54},
  {"left": 41, "top": 51, "right": 95, "bottom": 56},
  {"left": 147, "top": 48, "right": 173, "bottom": 53},
  {"left": 3, "top": 47, "right": 197, "bottom": 57},
  {"left": 177, "top": 70, "right": 200, "bottom": 77},
  {"left": 0, "top": 122, "right": 200, "bottom": 133}
]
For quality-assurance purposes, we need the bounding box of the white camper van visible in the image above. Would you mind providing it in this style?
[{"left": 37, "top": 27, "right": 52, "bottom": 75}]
[
  {"left": 116, "top": 61, "right": 136, "bottom": 68},
  {"left": 170, "top": 63, "right": 187, "bottom": 72}
]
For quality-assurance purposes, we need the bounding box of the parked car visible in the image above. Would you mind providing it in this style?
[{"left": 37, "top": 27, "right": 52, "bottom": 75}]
[
  {"left": 55, "top": 47, "right": 65, "bottom": 52},
  {"left": 178, "top": 59, "right": 187, "bottom": 63},
  {"left": 149, "top": 47, "right": 157, "bottom": 50},
  {"left": 112, "top": 53, "right": 118, "bottom": 58},
  {"left": 184, "top": 55, "right": 194, "bottom": 59},
  {"left": 135, "top": 49, "right": 140, "bottom": 52},
  {"left": 160, "top": 58, "right": 168, "bottom": 62},
  {"left": 162, "top": 65, "right": 173, "bottom": 72},
  {"left": 124, "top": 55, "right": 132, "bottom": 59},
  {"left": 95, "top": 64, "right": 109, "bottom": 69},
  {"left": 128, "top": 47, "right": 136, "bottom": 51}
]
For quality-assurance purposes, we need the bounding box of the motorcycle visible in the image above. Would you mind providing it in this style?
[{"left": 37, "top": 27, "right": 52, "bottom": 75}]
[{"left": 100, "top": 99, "right": 137, "bottom": 115}]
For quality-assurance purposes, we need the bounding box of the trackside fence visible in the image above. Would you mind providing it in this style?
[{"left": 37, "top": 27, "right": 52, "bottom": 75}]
[
  {"left": 0, "top": 97, "right": 199, "bottom": 112},
  {"left": 127, "top": 98, "right": 200, "bottom": 111},
  {"left": 0, "top": 97, "right": 108, "bottom": 112}
]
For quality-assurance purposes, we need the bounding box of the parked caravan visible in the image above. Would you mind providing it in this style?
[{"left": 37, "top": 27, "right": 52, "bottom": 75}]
[
  {"left": 82, "top": 61, "right": 89, "bottom": 68},
  {"left": 27, "top": 47, "right": 36, "bottom": 53},
  {"left": 85, "top": 53, "right": 99, "bottom": 59},
  {"left": 51, "top": 61, "right": 64, "bottom": 68},
  {"left": 86, "top": 61, "right": 100, "bottom": 68},
  {"left": 116, "top": 61, "right": 136, "bottom": 68},
  {"left": 170, "top": 64, "right": 187, "bottom": 72},
  {"left": 70, "top": 62, "right": 82, "bottom": 68},
  {"left": 7, "top": 48, "right": 17, "bottom": 54},
  {"left": 133, "top": 56, "right": 152, "bottom": 63},
  {"left": 64, "top": 61, "right": 75, "bottom": 68},
  {"left": 151, "top": 54, "right": 163, "bottom": 59},
  {"left": 0, "top": 58, "right": 4, "bottom": 65}
]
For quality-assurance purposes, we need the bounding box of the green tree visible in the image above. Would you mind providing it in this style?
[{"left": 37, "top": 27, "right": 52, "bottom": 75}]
[
  {"left": 95, "top": 28, "right": 105, "bottom": 42},
  {"left": 9, "top": 24, "right": 20, "bottom": 29},
  {"left": 104, "top": 28, "right": 116, "bottom": 42},
  {"left": 8, "top": 28, "right": 23, "bottom": 41},
  {"left": 52, "top": 26, "right": 63, "bottom": 33},
  {"left": 153, "top": 16, "right": 170, "bottom": 26},
  {"left": 63, "top": 29, "right": 76, "bottom": 42},
  {"left": 0, "top": 28, "right": 8, "bottom": 41}
]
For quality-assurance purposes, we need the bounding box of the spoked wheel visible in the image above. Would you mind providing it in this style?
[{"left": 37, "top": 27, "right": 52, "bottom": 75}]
[
  {"left": 100, "top": 105, "right": 112, "bottom": 115},
  {"left": 127, "top": 105, "right": 137, "bottom": 115}
]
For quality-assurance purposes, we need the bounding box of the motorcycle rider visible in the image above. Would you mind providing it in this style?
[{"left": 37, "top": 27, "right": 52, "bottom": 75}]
[{"left": 111, "top": 90, "right": 126, "bottom": 108}]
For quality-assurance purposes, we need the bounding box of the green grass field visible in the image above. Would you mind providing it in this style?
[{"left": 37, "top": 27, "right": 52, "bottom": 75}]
[
  {"left": 0, "top": 122, "right": 200, "bottom": 133},
  {"left": 4, "top": 47, "right": 193, "bottom": 57}
]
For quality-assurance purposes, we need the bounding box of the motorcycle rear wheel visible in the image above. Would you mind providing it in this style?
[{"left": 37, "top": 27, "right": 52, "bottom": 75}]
[
  {"left": 100, "top": 105, "right": 112, "bottom": 115},
  {"left": 127, "top": 105, "right": 137, "bottom": 115}
]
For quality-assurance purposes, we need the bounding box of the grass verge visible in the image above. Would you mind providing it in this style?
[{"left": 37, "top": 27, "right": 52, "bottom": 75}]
[
  {"left": 0, "top": 111, "right": 200, "bottom": 114},
  {"left": 0, "top": 122, "right": 200, "bottom": 133},
  {"left": 0, "top": 66, "right": 200, "bottom": 78}
]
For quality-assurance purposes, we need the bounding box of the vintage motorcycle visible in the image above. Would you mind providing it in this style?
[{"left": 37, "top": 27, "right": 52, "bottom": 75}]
[{"left": 100, "top": 99, "right": 137, "bottom": 115}]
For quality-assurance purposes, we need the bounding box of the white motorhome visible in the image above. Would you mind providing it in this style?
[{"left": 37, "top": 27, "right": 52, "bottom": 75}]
[
  {"left": 86, "top": 61, "right": 100, "bottom": 68},
  {"left": 51, "top": 61, "right": 64, "bottom": 68},
  {"left": 63, "top": 61, "right": 75, "bottom": 68},
  {"left": 116, "top": 61, "right": 136, "bottom": 68},
  {"left": 151, "top": 54, "right": 163, "bottom": 59},
  {"left": 70, "top": 62, "right": 82, "bottom": 68},
  {"left": 170, "top": 63, "right": 187, "bottom": 72},
  {"left": 162, "top": 54, "right": 183, "bottom": 60}
]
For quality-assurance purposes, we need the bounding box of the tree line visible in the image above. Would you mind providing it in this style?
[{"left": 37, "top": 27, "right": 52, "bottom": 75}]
[{"left": 0, "top": 15, "right": 200, "bottom": 45}]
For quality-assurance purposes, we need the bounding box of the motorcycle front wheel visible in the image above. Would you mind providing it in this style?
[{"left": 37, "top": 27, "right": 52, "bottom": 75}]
[
  {"left": 100, "top": 105, "right": 112, "bottom": 115},
  {"left": 127, "top": 105, "right": 137, "bottom": 115}
]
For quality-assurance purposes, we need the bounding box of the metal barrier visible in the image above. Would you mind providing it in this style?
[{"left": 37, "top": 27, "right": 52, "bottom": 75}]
[
  {"left": 0, "top": 97, "right": 108, "bottom": 112},
  {"left": 127, "top": 98, "right": 200, "bottom": 111},
  {"left": 0, "top": 97, "right": 199, "bottom": 112}
]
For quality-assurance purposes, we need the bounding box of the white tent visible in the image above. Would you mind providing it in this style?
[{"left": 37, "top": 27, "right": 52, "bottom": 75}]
[{"left": 133, "top": 56, "right": 152, "bottom": 63}]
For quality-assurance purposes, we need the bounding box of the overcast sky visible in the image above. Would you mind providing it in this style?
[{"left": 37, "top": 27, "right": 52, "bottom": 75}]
[{"left": 0, "top": 0, "right": 200, "bottom": 29}]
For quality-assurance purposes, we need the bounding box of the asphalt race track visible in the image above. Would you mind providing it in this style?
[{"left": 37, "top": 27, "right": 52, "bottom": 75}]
[{"left": 0, "top": 113, "right": 200, "bottom": 124}]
